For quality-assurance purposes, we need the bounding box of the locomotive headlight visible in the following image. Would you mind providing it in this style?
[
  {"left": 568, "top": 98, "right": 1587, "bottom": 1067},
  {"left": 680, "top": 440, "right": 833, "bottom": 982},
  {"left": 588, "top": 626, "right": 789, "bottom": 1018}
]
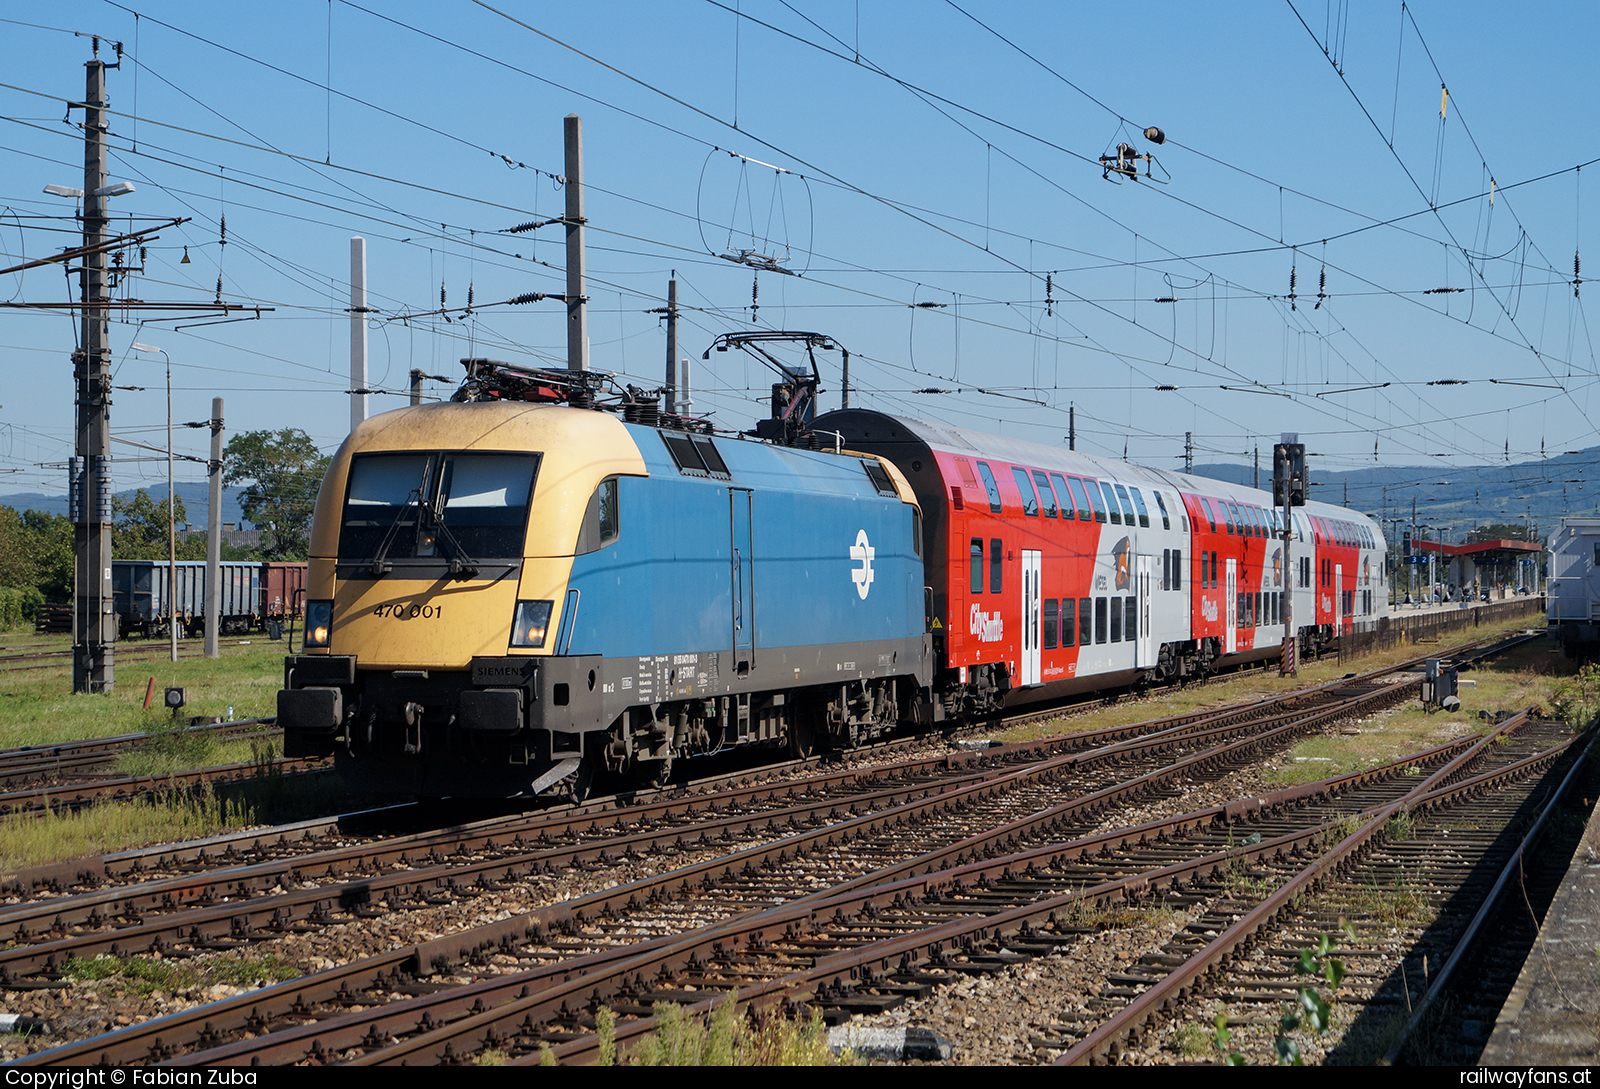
[
  {"left": 510, "top": 599, "right": 554, "bottom": 648},
  {"left": 304, "top": 600, "right": 334, "bottom": 648}
]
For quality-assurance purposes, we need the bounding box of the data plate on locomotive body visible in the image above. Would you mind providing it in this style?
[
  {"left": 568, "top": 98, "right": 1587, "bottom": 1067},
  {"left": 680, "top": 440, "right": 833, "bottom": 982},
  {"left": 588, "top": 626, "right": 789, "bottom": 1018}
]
[{"left": 471, "top": 656, "right": 537, "bottom": 686}]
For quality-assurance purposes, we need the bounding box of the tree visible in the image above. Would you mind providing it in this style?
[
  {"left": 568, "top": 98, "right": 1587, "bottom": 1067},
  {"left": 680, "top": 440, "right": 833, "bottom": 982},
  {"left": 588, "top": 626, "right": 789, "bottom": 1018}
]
[
  {"left": 112, "top": 489, "right": 204, "bottom": 560},
  {"left": 19, "top": 510, "right": 72, "bottom": 602},
  {"left": 223, "top": 429, "right": 330, "bottom": 559},
  {"left": 1467, "top": 522, "right": 1531, "bottom": 543},
  {"left": 0, "top": 507, "right": 39, "bottom": 590}
]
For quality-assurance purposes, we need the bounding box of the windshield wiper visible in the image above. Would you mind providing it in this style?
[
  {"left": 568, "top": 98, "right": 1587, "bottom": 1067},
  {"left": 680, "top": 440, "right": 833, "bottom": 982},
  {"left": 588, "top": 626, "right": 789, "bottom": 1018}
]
[
  {"left": 425, "top": 505, "right": 481, "bottom": 578},
  {"left": 365, "top": 487, "right": 423, "bottom": 577}
]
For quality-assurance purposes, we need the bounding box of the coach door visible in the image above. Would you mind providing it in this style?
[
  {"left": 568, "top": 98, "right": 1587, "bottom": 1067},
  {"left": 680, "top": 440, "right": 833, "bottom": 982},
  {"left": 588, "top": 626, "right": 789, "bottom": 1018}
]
[
  {"left": 1225, "top": 558, "right": 1238, "bottom": 654},
  {"left": 730, "top": 488, "right": 754, "bottom": 669},
  {"left": 1020, "top": 549, "right": 1042, "bottom": 685},
  {"left": 1136, "top": 554, "right": 1153, "bottom": 668}
]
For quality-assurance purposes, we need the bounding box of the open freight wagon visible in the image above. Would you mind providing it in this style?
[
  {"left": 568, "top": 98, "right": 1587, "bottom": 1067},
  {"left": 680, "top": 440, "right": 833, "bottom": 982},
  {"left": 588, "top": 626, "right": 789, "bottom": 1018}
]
[{"left": 110, "top": 560, "right": 306, "bottom": 639}]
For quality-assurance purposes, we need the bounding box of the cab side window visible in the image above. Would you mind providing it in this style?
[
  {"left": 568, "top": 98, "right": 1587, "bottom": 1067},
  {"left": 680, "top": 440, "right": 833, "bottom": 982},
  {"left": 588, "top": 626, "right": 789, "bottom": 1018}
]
[{"left": 576, "top": 476, "right": 621, "bottom": 553}]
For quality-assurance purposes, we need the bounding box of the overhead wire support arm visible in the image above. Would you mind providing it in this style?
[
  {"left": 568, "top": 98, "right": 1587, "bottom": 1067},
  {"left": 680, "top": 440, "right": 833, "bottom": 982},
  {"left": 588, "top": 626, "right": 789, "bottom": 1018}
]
[{"left": 0, "top": 218, "right": 188, "bottom": 277}]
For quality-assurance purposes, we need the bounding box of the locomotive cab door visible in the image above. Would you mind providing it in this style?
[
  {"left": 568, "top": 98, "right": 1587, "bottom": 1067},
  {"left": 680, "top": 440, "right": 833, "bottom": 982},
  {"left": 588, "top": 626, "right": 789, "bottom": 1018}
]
[
  {"left": 730, "top": 488, "right": 754, "bottom": 670},
  {"left": 1020, "top": 549, "right": 1041, "bottom": 685},
  {"left": 1136, "top": 554, "right": 1153, "bottom": 668},
  {"left": 1225, "top": 558, "right": 1238, "bottom": 654}
]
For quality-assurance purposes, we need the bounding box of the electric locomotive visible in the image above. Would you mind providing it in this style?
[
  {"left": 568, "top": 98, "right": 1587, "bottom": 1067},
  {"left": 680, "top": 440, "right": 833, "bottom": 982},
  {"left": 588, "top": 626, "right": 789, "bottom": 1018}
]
[{"left": 277, "top": 362, "right": 930, "bottom": 798}]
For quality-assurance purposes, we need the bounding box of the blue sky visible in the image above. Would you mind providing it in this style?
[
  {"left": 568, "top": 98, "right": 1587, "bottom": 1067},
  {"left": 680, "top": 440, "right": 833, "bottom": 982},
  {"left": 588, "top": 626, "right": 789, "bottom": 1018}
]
[{"left": 2, "top": 1, "right": 1596, "bottom": 515}]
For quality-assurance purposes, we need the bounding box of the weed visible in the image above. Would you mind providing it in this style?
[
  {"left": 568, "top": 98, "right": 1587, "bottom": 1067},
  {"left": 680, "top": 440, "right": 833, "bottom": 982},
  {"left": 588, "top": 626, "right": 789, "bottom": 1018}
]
[
  {"left": 1550, "top": 664, "right": 1600, "bottom": 727},
  {"left": 596, "top": 1005, "right": 617, "bottom": 1066},
  {"left": 475, "top": 1049, "right": 508, "bottom": 1067},
  {"left": 62, "top": 951, "right": 299, "bottom": 996},
  {"left": 1212, "top": 1011, "right": 1245, "bottom": 1066},
  {"left": 1173, "top": 1019, "right": 1211, "bottom": 1058},
  {"left": 1386, "top": 812, "right": 1415, "bottom": 842},
  {"left": 594, "top": 994, "right": 845, "bottom": 1066},
  {"left": 1274, "top": 923, "right": 1357, "bottom": 1065}
]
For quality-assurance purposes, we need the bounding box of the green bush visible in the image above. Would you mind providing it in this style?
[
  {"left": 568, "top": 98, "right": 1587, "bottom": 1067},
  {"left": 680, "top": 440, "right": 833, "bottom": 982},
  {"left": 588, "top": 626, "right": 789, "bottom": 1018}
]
[{"left": 0, "top": 586, "right": 40, "bottom": 630}]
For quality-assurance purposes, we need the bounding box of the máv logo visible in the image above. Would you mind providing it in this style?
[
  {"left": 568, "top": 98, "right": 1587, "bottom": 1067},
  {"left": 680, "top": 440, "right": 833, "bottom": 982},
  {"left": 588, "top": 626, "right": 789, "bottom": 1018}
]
[{"left": 850, "top": 529, "right": 875, "bottom": 599}]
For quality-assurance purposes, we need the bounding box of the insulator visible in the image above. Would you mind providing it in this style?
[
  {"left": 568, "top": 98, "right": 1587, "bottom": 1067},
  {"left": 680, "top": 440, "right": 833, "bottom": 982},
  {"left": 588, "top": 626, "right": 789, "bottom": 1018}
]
[
  {"left": 219, "top": 214, "right": 226, "bottom": 245},
  {"left": 215, "top": 275, "right": 222, "bottom": 303},
  {"left": 509, "top": 292, "right": 546, "bottom": 306},
  {"left": 441, "top": 282, "right": 447, "bottom": 309},
  {"left": 1143, "top": 126, "right": 1165, "bottom": 145},
  {"left": 467, "top": 284, "right": 475, "bottom": 312}
]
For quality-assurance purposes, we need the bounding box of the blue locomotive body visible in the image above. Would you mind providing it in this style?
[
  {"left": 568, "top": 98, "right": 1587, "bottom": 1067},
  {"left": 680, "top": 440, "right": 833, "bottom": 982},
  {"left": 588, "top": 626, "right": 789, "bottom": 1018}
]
[{"left": 278, "top": 400, "right": 931, "bottom": 798}]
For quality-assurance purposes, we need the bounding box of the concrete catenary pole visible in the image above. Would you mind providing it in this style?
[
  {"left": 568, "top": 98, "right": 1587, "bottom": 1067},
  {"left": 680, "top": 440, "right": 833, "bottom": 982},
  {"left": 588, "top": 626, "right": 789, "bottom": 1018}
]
[
  {"left": 350, "top": 237, "right": 368, "bottom": 432},
  {"left": 204, "top": 397, "right": 223, "bottom": 658},
  {"left": 564, "top": 115, "right": 588, "bottom": 372},
  {"left": 74, "top": 50, "right": 115, "bottom": 693}
]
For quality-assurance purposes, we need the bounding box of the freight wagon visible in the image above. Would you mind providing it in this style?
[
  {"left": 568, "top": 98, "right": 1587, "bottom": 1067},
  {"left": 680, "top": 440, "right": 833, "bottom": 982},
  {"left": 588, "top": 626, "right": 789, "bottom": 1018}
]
[{"left": 110, "top": 560, "right": 307, "bottom": 639}]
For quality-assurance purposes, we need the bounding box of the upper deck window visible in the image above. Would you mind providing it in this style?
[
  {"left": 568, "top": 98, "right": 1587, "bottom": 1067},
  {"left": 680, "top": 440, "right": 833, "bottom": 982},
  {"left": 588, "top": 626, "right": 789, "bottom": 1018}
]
[
  {"left": 1032, "top": 471, "right": 1058, "bottom": 518},
  {"left": 1099, "top": 482, "right": 1121, "bottom": 525},
  {"left": 1012, "top": 468, "right": 1039, "bottom": 517},
  {"left": 976, "top": 462, "right": 1003, "bottom": 513}
]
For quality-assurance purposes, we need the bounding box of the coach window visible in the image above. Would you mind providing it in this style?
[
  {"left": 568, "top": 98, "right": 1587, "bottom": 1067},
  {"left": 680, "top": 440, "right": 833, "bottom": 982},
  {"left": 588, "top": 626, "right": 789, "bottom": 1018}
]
[
  {"left": 1032, "top": 471, "right": 1058, "bottom": 518},
  {"left": 1152, "top": 490, "right": 1171, "bottom": 529},
  {"left": 1062, "top": 598, "right": 1076, "bottom": 647},
  {"left": 990, "top": 538, "right": 1003, "bottom": 594},
  {"left": 976, "top": 462, "right": 1003, "bottom": 513},
  {"left": 1125, "top": 597, "right": 1137, "bottom": 640},
  {"left": 1106, "top": 596, "right": 1119, "bottom": 642},
  {"left": 1099, "top": 482, "right": 1122, "bottom": 525},
  {"left": 1162, "top": 548, "right": 1171, "bottom": 590},
  {"left": 1083, "top": 479, "right": 1107, "bottom": 522},
  {"left": 1128, "top": 487, "right": 1150, "bottom": 528},
  {"left": 1094, "top": 597, "right": 1108, "bottom": 643},
  {"left": 1069, "top": 477, "right": 1095, "bottom": 521},
  {"left": 1172, "top": 548, "right": 1182, "bottom": 590},
  {"left": 1212, "top": 551, "right": 1220, "bottom": 588},
  {"left": 1200, "top": 498, "right": 1217, "bottom": 533},
  {"left": 1112, "top": 484, "right": 1135, "bottom": 525},
  {"left": 1077, "top": 598, "right": 1091, "bottom": 646},
  {"left": 1043, "top": 599, "right": 1058, "bottom": 650},
  {"left": 1050, "top": 473, "right": 1074, "bottom": 518},
  {"left": 970, "top": 539, "right": 984, "bottom": 593},
  {"left": 1012, "top": 468, "right": 1039, "bottom": 516}
]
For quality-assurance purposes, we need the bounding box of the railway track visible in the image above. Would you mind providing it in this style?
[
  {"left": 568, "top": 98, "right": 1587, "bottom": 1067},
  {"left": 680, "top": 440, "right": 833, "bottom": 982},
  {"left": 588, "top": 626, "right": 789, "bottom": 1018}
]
[
  {"left": 0, "top": 637, "right": 270, "bottom": 673},
  {"left": 0, "top": 719, "right": 279, "bottom": 793},
  {"left": 11, "top": 655, "right": 1432, "bottom": 1065},
  {"left": 2, "top": 628, "right": 1543, "bottom": 1064},
  {"left": 1048, "top": 714, "right": 1589, "bottom": 1065}
]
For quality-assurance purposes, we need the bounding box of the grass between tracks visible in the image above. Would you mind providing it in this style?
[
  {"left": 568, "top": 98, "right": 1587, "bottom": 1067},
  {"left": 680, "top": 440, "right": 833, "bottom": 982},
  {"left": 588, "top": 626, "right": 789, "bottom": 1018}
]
[
  {"left": 994, "top": 622, "right": 1583, "bottom": 785},
  {"left": 0, "top": 637, "right": 348, "bottom": 871},
  {"left": 0, "top": 633, "right": 287, "bottom": 750}
]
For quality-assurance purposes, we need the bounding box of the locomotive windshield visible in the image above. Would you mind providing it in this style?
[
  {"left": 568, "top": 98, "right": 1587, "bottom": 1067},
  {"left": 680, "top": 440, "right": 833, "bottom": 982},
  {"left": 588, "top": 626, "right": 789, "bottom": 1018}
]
[{"left": 339, "top": 451, "right": 540, "bottom": 568}]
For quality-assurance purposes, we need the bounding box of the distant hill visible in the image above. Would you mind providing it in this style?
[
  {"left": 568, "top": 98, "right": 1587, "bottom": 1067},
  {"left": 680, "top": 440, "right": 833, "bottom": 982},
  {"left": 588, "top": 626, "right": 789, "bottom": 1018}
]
[
  {"left": 1190, "top": 447, "right": 1600, "bottom": 541},
  {"left": 0, "top": 482, "right": 251, "bottom": 529}
]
